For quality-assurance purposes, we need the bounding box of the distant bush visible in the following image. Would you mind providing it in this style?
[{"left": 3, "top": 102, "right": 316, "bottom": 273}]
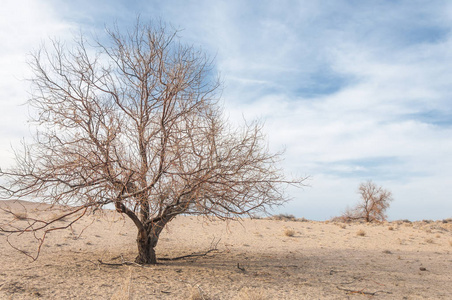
[{"left": 271, "top": 214, "right": 296, "bottom": 221}]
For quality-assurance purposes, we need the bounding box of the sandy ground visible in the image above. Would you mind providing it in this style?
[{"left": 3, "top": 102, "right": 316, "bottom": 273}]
[{"left": 0, "top": 200, "right": 451, "bottom": 299}]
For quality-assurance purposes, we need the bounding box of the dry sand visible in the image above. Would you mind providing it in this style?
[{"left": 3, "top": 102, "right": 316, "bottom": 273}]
[{"left": 0, "top": 200, "right": 451, "bottom": 299}]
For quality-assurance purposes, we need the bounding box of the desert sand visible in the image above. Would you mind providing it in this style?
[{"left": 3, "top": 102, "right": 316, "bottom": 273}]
[{"left": 0, "top": 200, "right": 451, "bottom": 299}]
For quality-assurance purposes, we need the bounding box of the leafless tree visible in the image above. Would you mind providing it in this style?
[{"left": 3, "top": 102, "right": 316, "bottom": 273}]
[
  {"left": 0, "top": 20, "right": 305, "bottom": 264},
  {"left": 342, "top": 180, "right": 393, "bottom": 222}
]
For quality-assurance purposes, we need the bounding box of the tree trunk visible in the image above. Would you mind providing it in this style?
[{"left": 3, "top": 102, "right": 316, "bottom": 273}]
[
  {"left": 134, "top": 212, "right": 173, "bottom": 264},
  {"left": 135, "top": 228, "right": 158, "bottom": 264}
]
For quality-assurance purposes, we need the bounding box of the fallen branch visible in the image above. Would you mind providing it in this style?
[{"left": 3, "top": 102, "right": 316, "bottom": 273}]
[
  {"left": 336, "top": 286, "right": 392, "bottom": 296},
  {"left": 97, "top": 259, "right": 142, "bottom": 267},
  {"left": 159, "top": 248, "right": 218, "bottom": 261}
]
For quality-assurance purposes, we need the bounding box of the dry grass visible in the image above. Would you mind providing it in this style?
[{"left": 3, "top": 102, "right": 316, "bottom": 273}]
[
  {"left": 236, "top": 288, "right": 268, "bottom": 300},
  {"left": 188, "top": 287, "right": 209, "bottom": 300},
  {"left": 425, "top": 238, "right": 434, "bottom": 244},
  {"left": 50, "top": 212, "right": 69, "bottom": 221},
  {"left": 356, "top": 229, "right": 366, "bottom": 236},
  {"left": 284, "top": 228, "right": 296, "bottom": 237},
  {"left": 110, "top": 268, "right": 133, "bottom": 300},
  {"left": 335, "top": 223, "right": 346, "bottom": 229}
]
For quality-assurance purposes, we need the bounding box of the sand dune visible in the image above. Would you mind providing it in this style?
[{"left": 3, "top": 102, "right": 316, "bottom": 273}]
[{"left": 0, "top": 200, "right": 451, "bottom": 299}]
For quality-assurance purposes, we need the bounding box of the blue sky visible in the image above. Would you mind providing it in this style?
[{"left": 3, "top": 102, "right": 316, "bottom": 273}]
[{"left": 1, "top": 0, "right": 452, "bottom": 220}]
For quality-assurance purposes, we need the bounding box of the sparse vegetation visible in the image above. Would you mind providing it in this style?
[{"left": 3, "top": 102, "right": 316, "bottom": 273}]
[
  {"left": 284, "top": 228, "right": 296, "bottom": 237},
  {"left": 272, "top": 214, "right": 296, "bottom": 221},
  {"left": 188, "top": 287, "right": 209, "bottom": 300},
  {"left": 236, "top": 288, "right": 268, "bottom": 300},
  {"left": 13, "top": 212, "right": 28, "bottom": 220},
  {"left": 50, "top": 213, "right": 69, "bottom": 222},
  {"left": 341, "top": 180, "right": 393, "bottom": 223},
  {"left": 356, "top": 229, "right": 366, "bottom": 236},
  {"left": 388, "top": 226, "right": 394, "bottom": 231}
]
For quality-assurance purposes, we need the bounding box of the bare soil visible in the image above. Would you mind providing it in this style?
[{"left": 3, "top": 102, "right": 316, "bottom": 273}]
[{"left": 1, "top": 200, "right": 451, "bottom": 299}]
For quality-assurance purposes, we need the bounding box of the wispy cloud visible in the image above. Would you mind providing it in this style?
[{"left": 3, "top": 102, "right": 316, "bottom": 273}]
[
  {"left": 1, "top": 0, "right": 451, "bottom": 220},
  {"left": 0, "top": 0, "right": 73, "bottom": 162}
]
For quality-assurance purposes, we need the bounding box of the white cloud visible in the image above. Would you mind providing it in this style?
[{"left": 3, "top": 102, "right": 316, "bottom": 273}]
[
  {"left": 0, "top": 0, "right": 73, "bottom": 167},
  {"left": 214, "top": 2, "right": 452, "bottom": 220},
  {"left": 1, "top": 0, "right": 451, "bottom": 220}
]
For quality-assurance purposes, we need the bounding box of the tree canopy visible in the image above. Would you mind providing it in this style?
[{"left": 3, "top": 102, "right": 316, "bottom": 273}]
[{"left": 0, "top": 20, "right": 305, "bottom": 264}]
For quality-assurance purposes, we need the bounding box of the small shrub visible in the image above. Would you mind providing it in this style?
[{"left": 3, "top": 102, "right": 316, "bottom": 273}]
[
  {"left": 284, "top": 228, "right": 296, "bottom": 237},
  {"left": 50, "top": 212, "right": 69, "bottom": 221},
  {"left": 425, "top": 238, "right": 434, "bottom": 244},
  {"left": 356, "top": 229, "right": 366, "bottom": 236},
  {"left": 449, "top": 239, "right": 452, "bottom": 247},
  {"left": 14, "top": 212, "right": 28, "bottom": 220},
  {"left": 382, "top": 250, "right": 392, "bottom": 254},
  {"left": 388, "top": 226, "right": 394, "bottom": 231},
  {"left": 272, "top": 214, "right": 296, "bottom": 221}
]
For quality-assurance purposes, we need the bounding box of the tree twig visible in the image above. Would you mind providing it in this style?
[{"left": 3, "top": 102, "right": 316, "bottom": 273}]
[{"left": 237, "top": 262, "right": 246, "bottom": 272}]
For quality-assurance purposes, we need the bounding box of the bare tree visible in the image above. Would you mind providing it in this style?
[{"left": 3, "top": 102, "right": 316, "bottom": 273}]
[
  {"left": 0, "top": 20, "right": 305, "bottom": 264},
  {"left": 342, "top": 180, "right": 393, "bottom": 222}
]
